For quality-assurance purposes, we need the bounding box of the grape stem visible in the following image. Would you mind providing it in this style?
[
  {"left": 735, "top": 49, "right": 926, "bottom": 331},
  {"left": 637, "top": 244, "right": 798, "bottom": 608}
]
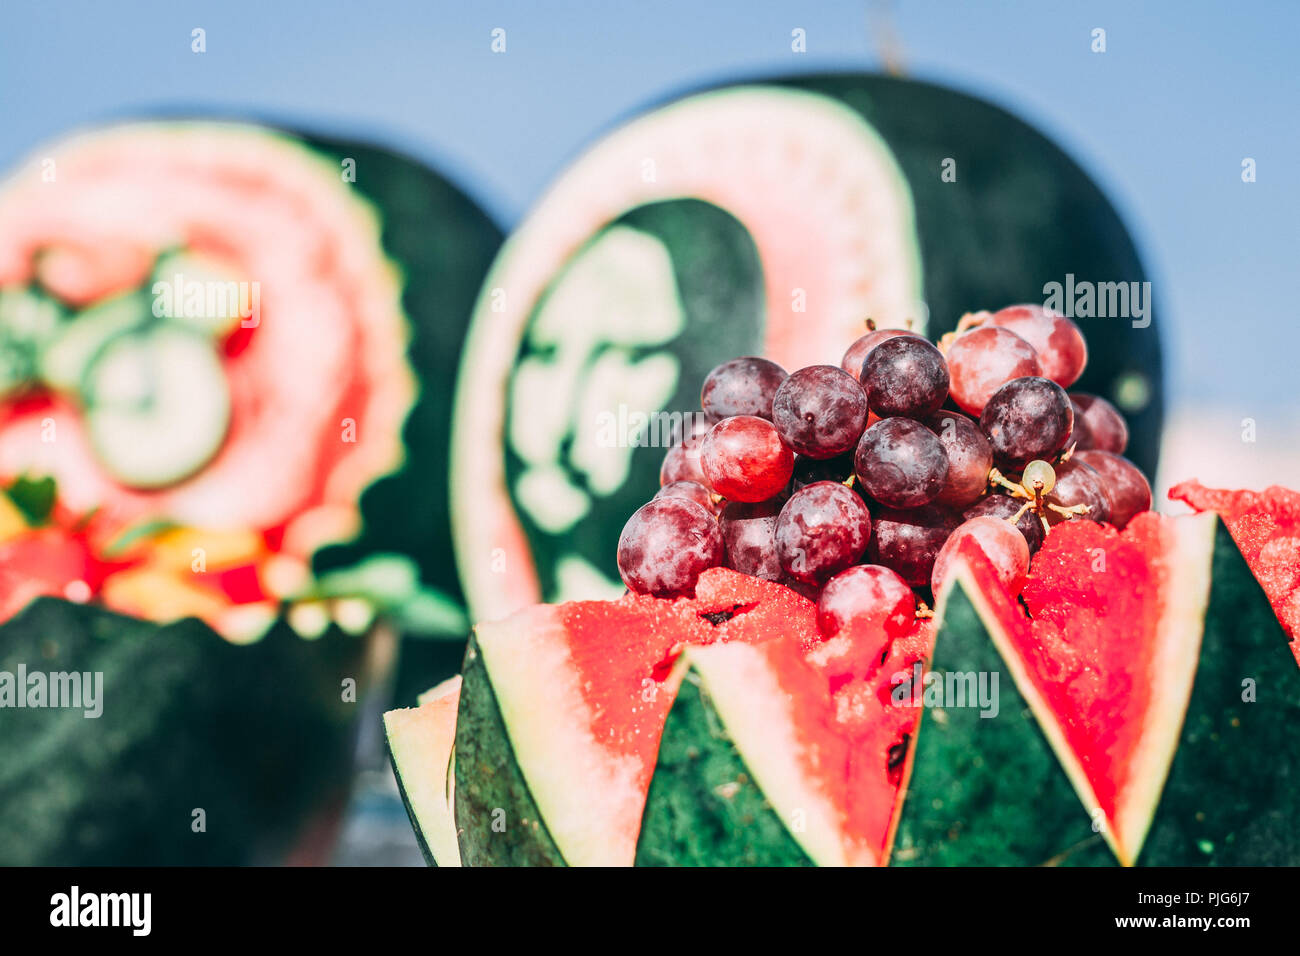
[{"left": 988, "top": 467, "right": 1030, "bottom": 499}]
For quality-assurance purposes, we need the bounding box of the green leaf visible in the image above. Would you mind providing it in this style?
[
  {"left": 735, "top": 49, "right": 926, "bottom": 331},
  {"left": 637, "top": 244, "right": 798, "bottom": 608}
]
[{"left": 4, "top": 475, "right": 56, "bottom": 526}]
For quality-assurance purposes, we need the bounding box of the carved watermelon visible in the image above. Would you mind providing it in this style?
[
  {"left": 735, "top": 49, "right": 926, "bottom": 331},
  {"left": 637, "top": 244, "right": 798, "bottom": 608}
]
[
  {"left": 451, "top": 74, "right": 1162, "bottom": 627},
  {"left": 0, "top": 121, "right": 500, "bottom": 864}
]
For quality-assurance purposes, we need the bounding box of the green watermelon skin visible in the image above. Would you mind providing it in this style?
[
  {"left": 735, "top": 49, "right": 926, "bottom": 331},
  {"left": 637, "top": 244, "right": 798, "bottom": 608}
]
[
  {"left": 453, "top": 637, "right": 565, "bottom": 867},
  {"left": 0, "top": 598, "right": 370, "bottom": 866},
  {"left": 635, "top": 669, "right": 813, "bottom": 867},
  {"left": 776, "top": 74, "right": 1162, "bottom": 480},
  {"left": 1139, "top": 524, "right": 1300, "bottom": 865}
]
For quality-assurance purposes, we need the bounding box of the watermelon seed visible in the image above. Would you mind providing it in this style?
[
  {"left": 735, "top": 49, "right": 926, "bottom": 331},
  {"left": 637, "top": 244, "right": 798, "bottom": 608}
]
[
  {"left": 887, "top": 734, "right": 910, "bottom": 770},
  {"left": 697, "top": 601, "right": 756, "bottom": 626}
]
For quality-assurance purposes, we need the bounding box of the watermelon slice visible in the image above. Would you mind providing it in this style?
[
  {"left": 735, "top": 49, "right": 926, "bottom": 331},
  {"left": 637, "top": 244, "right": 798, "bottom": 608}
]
[
  {"left": 898, "top": 511, "right": 1300, "bottom": 865},
  {"left": 637, "top": 615, "right": 933, "bottom": 866},
  {"left": 1170, "top": 480, "right": 1300, "bottom": 664},
  {"left": 384, "top": 675, "right": 463, "bottom": 868}
]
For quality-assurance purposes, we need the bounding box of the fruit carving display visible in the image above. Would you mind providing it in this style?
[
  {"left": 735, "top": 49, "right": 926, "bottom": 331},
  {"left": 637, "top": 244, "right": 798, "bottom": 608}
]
[{"left": 388, "top": 301, "right": 1299, "bottom": 866}]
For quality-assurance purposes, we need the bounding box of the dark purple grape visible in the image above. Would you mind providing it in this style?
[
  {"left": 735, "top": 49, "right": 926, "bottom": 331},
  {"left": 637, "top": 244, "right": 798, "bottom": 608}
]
[
  {"left": 654, "top": 480, "right": 717, "bottom": 515},
  {"left": 790, "top": 451, "right": 856, "bottom": 492},
  {"left": 1046, "top": 459, "right": 1110, "bottom": 524},
  {"left": 774, "top": 481, "right": 871, "bottom": 584},
  {"left": 854, "top": 417, "right": 949, "bottom": 509},
  {"left": 772, "top": 365, "right": 869, "bottom": 459},
  {"left": 1065, "top": 397, "right": 1094, "bottom": 450},
  {"left": 659, "top": 432, "right": 707, "bottom": 486},
  {"left": 617, "top": 498, "right": 725, "bottom": 596},
  {"left": 840, "top": 328, "right": 919, "bottom": 381},
  {"left": 861, "top": 335, "right": 950, "bottom": 419},
  {"left": 700, "top": 415, "right": 794, "bottom": 503},
  {"left": 1075, "top": 450, "right": 1151, "bottom": 528},
  {"left": 700, "top": 357, "right": 788, "bottom": 421},
  {"left": 1069, "top": 393, "right": 1129, "bottom": 454},
  {"left": 868, "top": 504, "right": 962, "bottom": 588},
  {"left": 720, "top": 499, "right": 783, "bottom": 581},
  {"left": 979, "top": 376, "right": 1072, "bottom": 467},
  {"left": 927, "top": 411, "right": 994, "bottom": 508},
  {"left": 964, "top": 493, "right": 1046, "bottom": 553}
]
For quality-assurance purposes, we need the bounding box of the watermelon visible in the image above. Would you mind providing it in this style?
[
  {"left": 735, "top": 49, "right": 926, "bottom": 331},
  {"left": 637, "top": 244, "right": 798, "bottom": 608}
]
[
  {"left": 896, "top": 510, "right": 1300, "bottom": 866},
  {"left": 388, "top": 567, "right": 935, "bottom": 866},
  {"left": 384, "top": 675, "right": 463, "bottom": 867},
  {"left": 451, "top": 74, "right": 1162, "bottom": 626},
  {"left": 1170, "top": 481, "right": 1300, "bottom": 664},
  {"left": 0, "top": 121, "right": 500, "bottom": 863}
]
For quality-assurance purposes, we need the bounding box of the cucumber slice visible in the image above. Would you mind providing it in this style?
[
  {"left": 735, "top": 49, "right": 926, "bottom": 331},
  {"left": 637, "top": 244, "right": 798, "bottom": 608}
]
[
  {"left": 83, "top": 325, "right": 230, "bottom": 488},
  {"left": 40, "top": 292, "right": 151, "bottom": 393},
  {"left": 150, "top": 251, "right": 252, "bottom": 338},
  {"left": 1, "top": 286, "right": 64, "bottom": 395}
]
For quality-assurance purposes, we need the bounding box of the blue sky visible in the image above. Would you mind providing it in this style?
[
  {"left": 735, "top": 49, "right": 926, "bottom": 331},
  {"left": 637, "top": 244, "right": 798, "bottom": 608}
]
[{"left": 2, "top": 0, "right": 1296, "bottom": 424}]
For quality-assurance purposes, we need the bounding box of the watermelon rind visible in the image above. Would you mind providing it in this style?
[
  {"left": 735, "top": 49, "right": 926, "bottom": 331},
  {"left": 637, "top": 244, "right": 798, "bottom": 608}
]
[
  {"left": 453, "top": 635, "right": 565, "bottom": 866},
  {"left": 384, "top": 675, "right": 462, "bottom": 868},
  {"left": 0, "top": 597, "right": 374, "bottom": 865},
  {"left": 889, "top": 579, "right": 1113, "bottom": 867},
  {"left": 1139, "top": 520, "right": 1300, "bottom": 864}
]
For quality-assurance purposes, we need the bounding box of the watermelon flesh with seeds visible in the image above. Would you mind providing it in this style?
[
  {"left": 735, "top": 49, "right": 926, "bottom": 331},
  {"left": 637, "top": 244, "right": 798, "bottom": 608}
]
[
  {"left": 936, "top": 513, "right": 1216, "bottom": 864},
  {"left": 1170, "top": 481, "right": 1300, "bottom": 664},
  {"left": 446, "top": 567, "right": 932, "bottom": 866}
]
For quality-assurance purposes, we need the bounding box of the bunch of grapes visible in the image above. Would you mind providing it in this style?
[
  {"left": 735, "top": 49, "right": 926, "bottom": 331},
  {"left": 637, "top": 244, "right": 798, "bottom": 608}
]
[{"left": 617, "top": 305, "right": 1152, "bottom": 636}]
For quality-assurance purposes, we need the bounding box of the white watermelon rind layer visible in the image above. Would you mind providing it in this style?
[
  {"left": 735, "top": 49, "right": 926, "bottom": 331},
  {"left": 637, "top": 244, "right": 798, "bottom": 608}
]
[
  {"left": 384, "top": 675, "right": 463, "bottom": 867},
  {"left": 935, "top": 512, "right": 1218, "bottom": 866},
  {"left": 451, "top": 85, "right": 924, "bottom": 624}
]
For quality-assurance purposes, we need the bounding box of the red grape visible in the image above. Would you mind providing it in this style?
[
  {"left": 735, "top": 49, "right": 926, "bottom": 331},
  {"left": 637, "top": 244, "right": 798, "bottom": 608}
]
[
  {"left": 617, "top": 498, "right": 725, "bottom": 596},
  {"left": 979, "top": 376, "right": 1073, "bottom": 467},
  {"left": 774, "top": 481, "right": 872, "bottom": 584},
  {"left": 927, "top": 411, "right": 994, "bottom": 508},
  {"left": 1069, "top": 392, "right": 1128, "bottom": 454},
  {"left": 720, "top": 499, "right": 783, "bottom": 581},
  {"left": 653, "top": 480, "right": 717, "bottom": 514},
  {"left": 854, "top": 417, "right": 950, "bottom": 509},
  {"left": 1046, "top": 458, "right": 1111, "bottom": 524},
  {"left": 659, "top": 431, "right": 707, "bottom": 486},
  {"left": 861, "top": 335, "right": 950, "bottom": 419},
  {"left": 964, "top": 493, "right": 1046, "bottom": 553},
  {"left": 931, "top": 515, "right": 1030, "bottom": 598},
  {"left": 945, "top": 326, "right": 1042, "bottom": 415},
  {"left": 868, "top": 504, "right": 962, "bottom": 587},
  {"left": 772, "top": 364, "right": 869, "bottom": 459},
  {"left": 817, "top": 564, "right": 915, "bottom": 640},
  {"left": 1075, "top": 449, "right": 1151, "bottom": 528},
  {"left": 988, "top": 304, "right": 1087, "bottom": 387},
  {"left": 700, "top": 356, "right": 788, "bottom": 421},
  {"left": 841, "top": 328, "right": 919, "bottom": 381},
  {"left": 701, "top": 415, "right": 794, "bottom": 503}
]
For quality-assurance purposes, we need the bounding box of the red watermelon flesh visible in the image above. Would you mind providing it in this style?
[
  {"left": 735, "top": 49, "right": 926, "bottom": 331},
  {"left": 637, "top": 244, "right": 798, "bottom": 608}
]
[
  {"left": 469, "top": 566, "right": 933, "bottom": 865},
  {"left": 941, "top": 512, "right": 1216, "bottom": 865},
  {"left": 1170, "top": 481, "right": 1300, "bottom": 665}
]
